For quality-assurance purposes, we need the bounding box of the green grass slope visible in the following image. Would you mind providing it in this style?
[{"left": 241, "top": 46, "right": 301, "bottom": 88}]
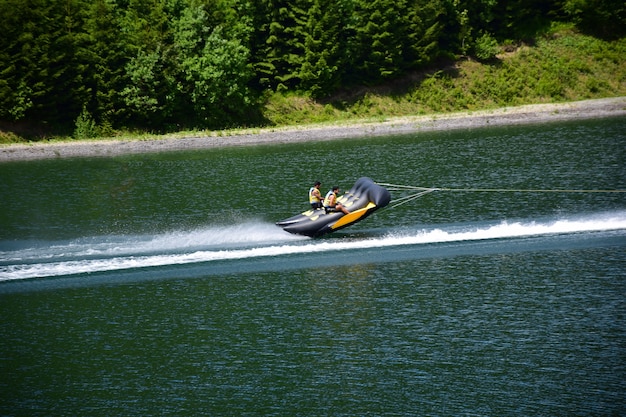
[{"left": 263, "top": 26, "right": 626, "bottom": 126}]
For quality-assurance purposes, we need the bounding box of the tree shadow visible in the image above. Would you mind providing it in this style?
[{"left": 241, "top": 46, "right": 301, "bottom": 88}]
[{"left": 318, "top": 58, "right": 463, "bottom": 110}]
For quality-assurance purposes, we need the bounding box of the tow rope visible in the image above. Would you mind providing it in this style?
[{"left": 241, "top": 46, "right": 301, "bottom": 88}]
[{"left": 377, "top": 182, "right": 626, "bottom": 209}]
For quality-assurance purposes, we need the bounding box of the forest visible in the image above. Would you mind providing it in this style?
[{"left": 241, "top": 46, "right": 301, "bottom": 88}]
[{"left": 1, "top": 0, "right": 624, "bottom": 139}]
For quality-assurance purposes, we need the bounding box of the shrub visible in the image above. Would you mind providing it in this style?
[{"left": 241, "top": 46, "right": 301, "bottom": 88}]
[
  {"left": 474, "top": 33, "right": 499, "bottom": 61},
  {"left": 74, "top": 107, "right": 99, "bottom": 139}
]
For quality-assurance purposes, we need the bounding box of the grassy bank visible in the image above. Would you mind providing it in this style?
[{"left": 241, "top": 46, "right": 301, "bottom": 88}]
[
  {"left": 262, "top": 25, "right": 625, "bottom": 126},
  {"left": 1, "top": 25, "right": 624, "bottom": 145}
]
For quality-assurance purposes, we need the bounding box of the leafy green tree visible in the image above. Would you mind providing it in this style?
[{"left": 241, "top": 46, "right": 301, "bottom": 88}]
[
  {"left": 118, "top": 0, "right": 178, "bottom": 129},
  {"left": 173, "top": 3, "right": 254, "bottom": 128},
  {"left": 120, "top": 45, "right": 176, "bottom": 129}
]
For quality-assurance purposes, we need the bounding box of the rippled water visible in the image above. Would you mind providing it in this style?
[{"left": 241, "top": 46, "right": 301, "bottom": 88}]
[{"left": 1, "top": 117, "right": 625, "bottom": 415}]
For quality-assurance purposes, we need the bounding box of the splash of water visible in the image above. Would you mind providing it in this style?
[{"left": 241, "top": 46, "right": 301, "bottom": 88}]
[{"left": 1, "top": 212, "right": 625, "bottom": 281}]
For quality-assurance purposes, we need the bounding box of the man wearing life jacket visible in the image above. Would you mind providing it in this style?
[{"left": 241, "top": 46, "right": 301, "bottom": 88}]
[
  {"left": 309, "top": 181, "right": 323, "bottom": 209},
  {"left": 324, "top": 186, "right": 350, "bottom": 215}
]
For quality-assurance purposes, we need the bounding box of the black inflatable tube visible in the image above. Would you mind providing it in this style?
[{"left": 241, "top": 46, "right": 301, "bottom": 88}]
[{"left": 276, "top": 177, "right": 391, "bottom": 237}]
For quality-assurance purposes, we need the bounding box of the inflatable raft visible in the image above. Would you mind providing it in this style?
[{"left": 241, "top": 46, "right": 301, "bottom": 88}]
[{"left": 276, "top": 177, "right": 391, "bottom": 237}]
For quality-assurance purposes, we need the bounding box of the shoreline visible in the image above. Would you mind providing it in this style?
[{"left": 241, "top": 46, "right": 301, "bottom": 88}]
[{"left": 1, "top": 97, "right": 624, "bottom": 162}]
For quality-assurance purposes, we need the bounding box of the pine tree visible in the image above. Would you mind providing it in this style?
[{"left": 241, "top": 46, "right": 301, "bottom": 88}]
[
  {"left": 249, "top": 0, "right": 308, "bottom": 91},
  {"left": 0, "top": 0, "right": 90, "bottom": 128},
  {"left": 0, "top": 0, "right": 35, "bottom": 121},
  {"left": 300, "top": 0, "right": 354, "bottom": 96},
  {"left": 83, "top": 0, "right": 128, "bottom": 128},
  {"left": 347, "top": 0, "right": 416, "bottom": 84}
]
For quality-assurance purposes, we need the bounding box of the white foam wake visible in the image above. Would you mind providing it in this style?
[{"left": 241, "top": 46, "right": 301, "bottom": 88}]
[{"left": 1, "top": 212, "right": 625, "bottom": 281}]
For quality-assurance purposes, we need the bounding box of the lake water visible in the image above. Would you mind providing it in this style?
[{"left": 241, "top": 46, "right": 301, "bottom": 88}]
[{"left": 1, "top": 117, "right": 625, "bottom": 416}]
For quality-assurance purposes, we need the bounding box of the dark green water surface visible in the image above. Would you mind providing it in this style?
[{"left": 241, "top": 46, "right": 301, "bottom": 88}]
[{"left": 1, "top": 117, "right": 625, "bottom": 415}]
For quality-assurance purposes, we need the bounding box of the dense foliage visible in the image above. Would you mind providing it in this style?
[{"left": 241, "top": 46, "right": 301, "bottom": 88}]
[{"left": 0, "top": 0, "right": 624, "bottom": 137}]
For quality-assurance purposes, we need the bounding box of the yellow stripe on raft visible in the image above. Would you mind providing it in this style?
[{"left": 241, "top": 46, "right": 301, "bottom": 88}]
[{"left": 330, "top": 202, "right": 376, "bottom": 230}]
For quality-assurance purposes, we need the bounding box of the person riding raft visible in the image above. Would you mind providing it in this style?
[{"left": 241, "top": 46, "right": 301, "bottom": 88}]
[
  {"left": 324, "top": 186, "right": 350, "bottom": 215},
  {"left": 309, "top": 181, "right": 323, "bottom": 209}
]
